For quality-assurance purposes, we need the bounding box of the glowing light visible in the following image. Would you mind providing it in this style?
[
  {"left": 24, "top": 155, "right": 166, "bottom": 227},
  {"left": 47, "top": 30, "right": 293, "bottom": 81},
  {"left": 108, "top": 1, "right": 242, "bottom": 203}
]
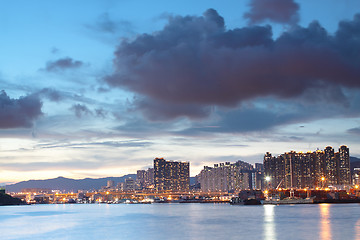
[
  {"left": 265, "top": 176, "right": 271, "bottom": 181},
  {"left": 320, "top": 204, "right": 331, "bottom": 240},
  {"left": 321, "top": 177, "right": 325, "bottom": 181},
  {"left": 264, "top": 190, "right": 268, "bottom": 194},
  {"left": 264, "top": 205, "right": 276, "bottom": 240},
  {"left": 355, "top": 185, "right": 359, "bottom": 189}
]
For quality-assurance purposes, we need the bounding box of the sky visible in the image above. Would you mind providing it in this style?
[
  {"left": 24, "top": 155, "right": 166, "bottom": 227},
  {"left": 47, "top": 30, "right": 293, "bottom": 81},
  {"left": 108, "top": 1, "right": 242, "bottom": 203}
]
[{"left": 1, "top": 0, "right": 360, "bottom": 184}]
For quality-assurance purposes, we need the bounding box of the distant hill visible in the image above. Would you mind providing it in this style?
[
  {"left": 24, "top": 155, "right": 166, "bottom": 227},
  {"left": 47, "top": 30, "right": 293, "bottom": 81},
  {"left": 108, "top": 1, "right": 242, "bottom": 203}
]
[
  {"left": 5, "top": 175, "right": 136, "bottom": 193},
  {"left": 190, "top": 177, "right": 196, "bottom": 185},
  {"left": 351, "top": 156, "right": 360, "bottom": 173},
  {"left": 351, "top": 156, "right": 360, "bottom": 162}
]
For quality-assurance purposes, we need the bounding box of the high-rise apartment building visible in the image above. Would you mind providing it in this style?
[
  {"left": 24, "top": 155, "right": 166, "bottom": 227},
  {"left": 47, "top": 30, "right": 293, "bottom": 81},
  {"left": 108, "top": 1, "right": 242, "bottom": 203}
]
[
  {"left": 137, "top": 170, "right": 146, "bottom": 188},
  {"left": 254, "top": 163, "right": 264, "bottom": 190},
  {"left": 339, "top": 145, "right": 350, "bottom": 185},
  {"left": 324, "top": 146, "right": 337, "bottom": 185},
  {"left": 196, "top": 160, "right": 260, "bottom": 192},
  {"left": 153, "top": 158, "right": 189, "bottom": 192},
  {"left": 124, "top": 178, "right": 135, "bottom": 191},
  {"left": 137, "top": 168, "right": 155, "bottom": 189},
  {"left": 264, "top": 145, "right": 351, "bottom": 189}
]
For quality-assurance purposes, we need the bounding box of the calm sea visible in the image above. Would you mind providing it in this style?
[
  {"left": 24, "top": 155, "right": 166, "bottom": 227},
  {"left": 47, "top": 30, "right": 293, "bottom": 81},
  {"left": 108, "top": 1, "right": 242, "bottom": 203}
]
[{"left": 1, "top": 203, "right": 359, "bottom": 240}]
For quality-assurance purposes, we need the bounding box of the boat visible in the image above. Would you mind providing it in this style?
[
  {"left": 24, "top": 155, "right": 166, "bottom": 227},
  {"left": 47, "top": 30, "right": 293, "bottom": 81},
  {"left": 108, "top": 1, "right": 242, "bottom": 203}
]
[
  {"left": 263, "top": 190, "right": 314, "bottom": 205},
  {"left": 263, "top": 197, "right": 314, "bottom": 204},
  {"left": 263, "top": 196, "right": 314, "bottom": 205},
  {"left": 230, "top": 197, "right": 262, "bottom": 205}
]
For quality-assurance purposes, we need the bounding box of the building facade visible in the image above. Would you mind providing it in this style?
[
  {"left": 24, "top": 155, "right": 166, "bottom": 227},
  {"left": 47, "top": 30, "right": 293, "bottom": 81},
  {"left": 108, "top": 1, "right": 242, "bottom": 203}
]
[
  {"left": 196, "top": 160, "right": 262, "bottom": 192},
  {"left": 264, "top": 145, "right": 351, "bottom": 189},
  {"left": 124, "top": 178, "right": 135, "bottom": 191},
  {"left": 137, "top": 168, "right": 154, "bottom": 189},
  {"left": 153, "top": 158, "right": 189, "bottom": 192}
]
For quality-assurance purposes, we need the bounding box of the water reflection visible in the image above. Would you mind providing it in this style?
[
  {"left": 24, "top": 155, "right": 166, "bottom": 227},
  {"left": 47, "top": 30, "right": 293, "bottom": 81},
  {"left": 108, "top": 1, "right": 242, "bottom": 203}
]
[
  {"left": 264, "top": 205, "right": 276, "bottom": 240},
  {"left": 319, "top": 204, "right": 332, "bottom": 240},
  {"left": 356, "top": 219, "right": 360, "bottom": 240}
]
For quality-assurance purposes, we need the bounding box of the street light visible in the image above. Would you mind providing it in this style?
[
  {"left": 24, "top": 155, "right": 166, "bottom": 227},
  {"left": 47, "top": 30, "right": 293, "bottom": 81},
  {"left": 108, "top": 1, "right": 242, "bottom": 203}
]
[
  {"left": 264, "top": 176, "right": 271, "bottom": 200},
  {"left": 321, "top": 177, "right": 325, "bottom": 189},
  {"left": 265, "top": 176, "right": 271, "bottom": 189}
]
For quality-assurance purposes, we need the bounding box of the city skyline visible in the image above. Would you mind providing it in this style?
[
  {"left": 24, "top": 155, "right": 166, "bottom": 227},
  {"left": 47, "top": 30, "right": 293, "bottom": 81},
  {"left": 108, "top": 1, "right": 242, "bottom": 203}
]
[
  {"left": 3, "top": 144, "right": 357, "bottom": 188},
  {"left": 264, "top": 145, "right": 351, "bottom": 190},
  {"left": 1, "top": 0, "right": 360, "bottom": 184}
]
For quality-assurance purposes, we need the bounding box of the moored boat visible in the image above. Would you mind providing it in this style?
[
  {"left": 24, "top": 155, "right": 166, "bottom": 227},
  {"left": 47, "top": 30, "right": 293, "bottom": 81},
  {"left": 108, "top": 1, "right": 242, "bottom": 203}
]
[
  {"left": 263, "top": 192, "right": 314, "bottom": 205},
  {"left": 230, "top": 197, "right": 262, "bottom": 205}
]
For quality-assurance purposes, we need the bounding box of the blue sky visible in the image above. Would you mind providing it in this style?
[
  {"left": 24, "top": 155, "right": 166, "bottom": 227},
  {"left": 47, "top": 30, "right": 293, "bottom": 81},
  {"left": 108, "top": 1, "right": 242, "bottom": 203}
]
[{"left": 1, "top": 0, "right": 360, "bottom": 183}]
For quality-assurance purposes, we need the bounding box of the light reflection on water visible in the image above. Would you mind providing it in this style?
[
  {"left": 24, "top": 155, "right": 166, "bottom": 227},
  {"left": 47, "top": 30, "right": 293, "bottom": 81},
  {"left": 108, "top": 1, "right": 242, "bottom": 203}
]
[
  {"left": 264, "top": 205, "right": 276, "bottom": 240},
  {"left": 319, "top": 204, "right": 331, "bottom": 240},
  {"left": 0, "top": 203, "right": 359, "bottom": 240}
]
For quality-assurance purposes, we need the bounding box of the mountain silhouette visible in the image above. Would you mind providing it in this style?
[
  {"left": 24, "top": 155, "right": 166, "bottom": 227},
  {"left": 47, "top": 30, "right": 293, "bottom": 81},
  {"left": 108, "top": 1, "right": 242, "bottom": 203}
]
[{"left": 5, "top": 175, "right": 137, "bottom": 193}]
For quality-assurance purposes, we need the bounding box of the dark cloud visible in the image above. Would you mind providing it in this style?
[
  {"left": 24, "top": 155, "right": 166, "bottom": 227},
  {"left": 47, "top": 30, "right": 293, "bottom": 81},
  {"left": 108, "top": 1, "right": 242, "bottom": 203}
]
[
  {"left": 51, "top": 47, "right": 60, "bottom": 54},
  {"left": 347, "top": 127, "right": 360, "bottom": 135},
  {"left": 188, "top": 93, "right": 360, "bottom": 134},
  {"left": 176, "top": 106, "right": 294, "bottom": 135},
  {"left": 113, "top": 115, "right": 180, "bottom": 138},
  {"left": 45, "top": 57, "right": 83, "bottom": 72},
  {"left": 38, "top": 88, "right": 63, "bottom": 102},
  {"left": 0, "top": 90, "right": 42, "bottom": 129},
  {"left": 70, "top": 104, "right": 92, "bottom": 118},
  {"left": 244, "top": 0, "right": 300, "bottom": 25},
  {"left": 209, "top": 107, "right": 297, "bottom": 132},
  {"left": 95, "top": 108, "right": 107, "bottom": 118},
  {"left": 97, "top": 87, "right": 111, "bottom": 93},
  {"left": 94, "top": 12, "right": 118, "bottom": 34},
  {"left": 105, "top": 9, "right": 360, "bottom": 122},
  {"left": 85, "top": 12, "right": 135, "bottom": 35},
  {"left": 130, "top": 97, "right": 211, "bottom": 121},
  {"left": 70, "top": 104, "right": 109, "bottom": 119}
]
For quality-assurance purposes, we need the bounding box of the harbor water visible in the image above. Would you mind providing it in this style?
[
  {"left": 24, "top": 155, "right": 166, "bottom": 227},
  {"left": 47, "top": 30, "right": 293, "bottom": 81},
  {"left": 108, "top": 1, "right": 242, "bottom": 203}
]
[{"left": 1, "top": 203, "right": 360, "bottom": 240}]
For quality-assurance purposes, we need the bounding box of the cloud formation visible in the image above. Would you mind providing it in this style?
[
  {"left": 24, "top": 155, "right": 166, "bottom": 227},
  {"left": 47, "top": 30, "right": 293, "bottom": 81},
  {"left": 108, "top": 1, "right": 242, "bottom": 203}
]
[
  {"left": 70, "top": 104, "right": 108, "bottom": 119},
  {"left": 70, "top": 104, "right": 92, "bottom": 118},
  {"left": 45, "top": 57, "right": 83, "bottom": 72},
  {"left": 0, "top": 90, "right": 42, "bottom": 129},
  {"left": 185, "top": 95, "right": 360, "bottom": 134},
  {"left": 105, "top": 9, "right": 360, "bottom": 122},
  {"left": 84, "top": 12, "right": 135, "bottom": 40},
  {"left": 347, "top": 127, "right": 360, "bottom": 135},
  {"left": 244, "top": 0, "right": 300, "bottom": 25},
  {"left": 36, "top": 140, "right": 152, "bottom": 150},
  {"left": 89, "top": 12, "right": 134, "bottom": 34},
  {"left": 131, "top": 97, "right": 211, "bottom": 121},
  {"left": 38, "top": 88, "right": 63, "bottom": 102}
]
